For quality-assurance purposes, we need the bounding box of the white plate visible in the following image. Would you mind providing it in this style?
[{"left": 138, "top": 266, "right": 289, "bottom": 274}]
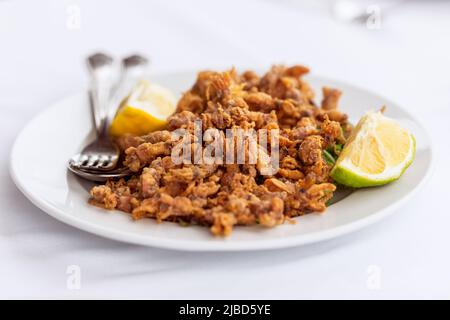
[{"left": 10, "top": 71, "right": 433, "bottom": 251}]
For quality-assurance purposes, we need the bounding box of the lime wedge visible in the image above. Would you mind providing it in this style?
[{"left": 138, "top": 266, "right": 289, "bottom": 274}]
[{"left": 330, "top": 111, "right": 415, "bottom": 188}]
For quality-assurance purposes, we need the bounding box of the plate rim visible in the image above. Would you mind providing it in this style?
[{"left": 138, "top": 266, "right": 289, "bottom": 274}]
[{"left": 9, "top": 72, "right": 435, "bottom": 251}]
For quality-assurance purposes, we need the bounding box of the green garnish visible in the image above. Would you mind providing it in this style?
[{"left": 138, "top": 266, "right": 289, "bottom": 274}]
[
  {"left": 323, "top": 150, "right": 336, "bottom": 166},
  {"left": 334, "top": 143, "right": 343, "bottom": 155}
]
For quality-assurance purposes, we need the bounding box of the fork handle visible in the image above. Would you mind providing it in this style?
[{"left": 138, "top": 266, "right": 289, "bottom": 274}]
[
  {"left": 86, "top": 53, "right": 115, "bottom": 137},
  {"left": 87, "top": 89, "right": 105, "bottom": 137},
  {"left": 107, "top": 54, "right": 149, "bottom": 122}
]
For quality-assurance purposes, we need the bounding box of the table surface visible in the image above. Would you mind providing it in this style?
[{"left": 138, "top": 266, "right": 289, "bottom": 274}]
[{"left": 1, "top": 0, "right": 449, "bottom": 299}]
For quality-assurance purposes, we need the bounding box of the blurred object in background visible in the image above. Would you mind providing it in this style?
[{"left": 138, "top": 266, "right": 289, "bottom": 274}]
[
  {"left": 274, "top": 0, "right": 442, "bottom": 26},
  {"left": 332, "top": 0, "right": 405, "bottom": 25}
]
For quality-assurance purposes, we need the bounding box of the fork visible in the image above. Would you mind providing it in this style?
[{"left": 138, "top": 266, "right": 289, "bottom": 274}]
[
  {"left": 69, "top": 53, "right": 120, "bottom": 172},
  {"left": 69, "top": 53, "right": 149, "bottom": 175}
]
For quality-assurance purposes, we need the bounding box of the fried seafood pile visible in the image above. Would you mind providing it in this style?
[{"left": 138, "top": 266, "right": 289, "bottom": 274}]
[{"left": 89, "top": 65, "right": 351, "bottom": 236}]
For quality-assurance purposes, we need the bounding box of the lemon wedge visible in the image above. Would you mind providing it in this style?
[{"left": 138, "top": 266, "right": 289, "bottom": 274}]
[
  {"left": 330, "top": 110, "right": 415, "bottom": 188},
  {"left": 109, "top": 80, "right": 176, "bottom": 137}
]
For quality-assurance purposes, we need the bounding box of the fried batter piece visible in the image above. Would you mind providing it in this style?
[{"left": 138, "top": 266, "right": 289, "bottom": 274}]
[{"left": 89, "top": 65, "right": 350, "bottom": 236}]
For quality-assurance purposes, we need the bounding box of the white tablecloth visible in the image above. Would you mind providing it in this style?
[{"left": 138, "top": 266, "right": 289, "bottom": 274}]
[{"left": 1, "top": 0, "right": 449, "bottom": 299}]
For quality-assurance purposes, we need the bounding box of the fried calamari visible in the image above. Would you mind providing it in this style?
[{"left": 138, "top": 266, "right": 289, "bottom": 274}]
[{"left": 90, "top": 65, "right": 350, "bottom": 236}]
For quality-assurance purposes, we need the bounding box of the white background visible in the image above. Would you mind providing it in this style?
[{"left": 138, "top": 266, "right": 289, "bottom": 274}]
[{"left": 1, "top": 0, "right": 449, "bottom": 299}]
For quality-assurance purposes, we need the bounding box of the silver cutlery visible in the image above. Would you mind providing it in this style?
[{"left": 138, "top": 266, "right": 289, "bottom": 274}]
[
  {"left": 107, "top": 54, "right": 149, "bottom": 123},
  {"left": 68, "top": 53, "right": 148, "bottom": 181},
  {"left": 68, "top": 165, "right": 131, "bottom": 182},
  {"left": 69, "top": 53, "right": 120, "bottom": 172}
]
